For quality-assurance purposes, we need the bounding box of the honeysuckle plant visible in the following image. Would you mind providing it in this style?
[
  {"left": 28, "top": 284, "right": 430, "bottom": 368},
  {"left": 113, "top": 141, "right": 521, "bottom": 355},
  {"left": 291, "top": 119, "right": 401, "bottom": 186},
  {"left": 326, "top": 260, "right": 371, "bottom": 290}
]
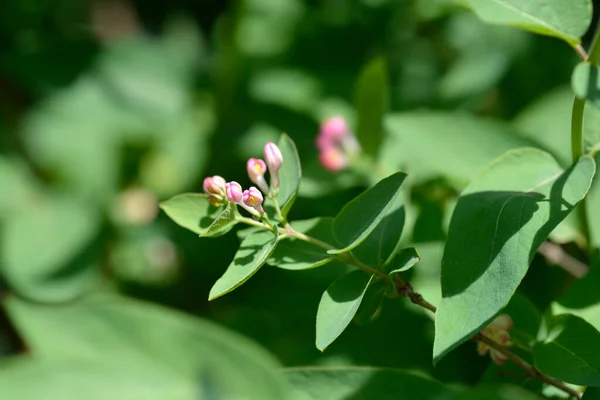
[{"left": 159, "top": 2, "right": 600, "bottom": 398}]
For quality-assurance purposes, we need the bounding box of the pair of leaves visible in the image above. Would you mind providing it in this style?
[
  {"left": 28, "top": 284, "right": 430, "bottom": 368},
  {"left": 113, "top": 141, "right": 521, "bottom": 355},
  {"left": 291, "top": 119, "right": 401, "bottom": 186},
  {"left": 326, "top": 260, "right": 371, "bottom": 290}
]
[
  {"left": 466, "top": 0, "right": 592, "bottom": 46},
  {"left": 2, "top": 294, "right": 288, "bottom": 399},
  {"left": 434, "top": 149, "right": 596, "bottom": 363}
]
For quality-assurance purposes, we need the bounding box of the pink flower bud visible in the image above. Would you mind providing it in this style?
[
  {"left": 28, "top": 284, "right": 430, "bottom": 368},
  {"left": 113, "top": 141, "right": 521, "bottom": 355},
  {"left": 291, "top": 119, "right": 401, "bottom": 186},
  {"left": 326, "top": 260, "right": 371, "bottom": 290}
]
[
  {"left": 225, "top": 181, "right": 243, "bottom": 204},
  {"left": 320, "top": 116, "right": 348, "bottom": 140},
  {"left": 203, "top": 176, "right": 226, "bottom": 198},
  {"left": 246, "top": 158, "right": 269, "bottom": 194},
  {"left": 476, "top": 314, "right": 513, "bottom": 365},
  {"left": 319, "top": 147, "right": 348, "bottom": 172},
  {"left": 264, "top": 142, "right": 283, "bottom": 189},
  {"left": 242, "top": 186, "right": 264, "bottom": 215}
]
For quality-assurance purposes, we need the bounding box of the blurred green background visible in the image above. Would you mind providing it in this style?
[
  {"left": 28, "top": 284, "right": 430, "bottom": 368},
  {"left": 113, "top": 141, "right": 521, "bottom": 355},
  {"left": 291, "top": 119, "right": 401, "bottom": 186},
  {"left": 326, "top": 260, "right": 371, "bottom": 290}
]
[{"left": 1, "top": 0, "right": 599, "bottom": 398}]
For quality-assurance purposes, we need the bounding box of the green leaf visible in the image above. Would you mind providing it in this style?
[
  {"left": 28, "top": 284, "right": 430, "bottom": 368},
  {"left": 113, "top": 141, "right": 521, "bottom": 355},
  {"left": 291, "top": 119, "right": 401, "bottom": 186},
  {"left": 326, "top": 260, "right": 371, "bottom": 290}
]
[
  {"left": 351, "top": 193, "right": 405, "bottom": 267},
  {"left": 386, "top": 247, "right": 421, "bottom": 275},
  {"left": 572, "top": 62, "right": 600, "bottom": 108},
  {"left": 534, "top": 313, "right": 600, "bottom": 386},
  {"left": 268, "top": 218, "right": 335, "bottom": 270},
  {"left": 285, "top": 366, "right": 456, "bottom": 400},
  {"left": 456, "top": 385, "right": 542, "bottom": 400},
  {"left": 466, "top": 0, "right": 592, "bottom": 45},
  {"left": 200, "top": 203, "right": 238, "bottom": 237},
  {"left": 353, "top": 280, "right": 390, "bottom": 325},
  {"left": 3, "top": 294, "right": 288, "bottom": 399},
  {"left": 382, "top": 112, "right": 539, "bottom": 187},
  {"left": 209, "top": 230, "right": 278, "bottom": 300},
  {"left": 1, "top": 196, "right": 101, "bottom": 303},
  {"left": 584, "top": 387, "right": 600, "bottom": 399},
  {"left": 276, "top": 133, "right": 302, "bottom": 217},
  {"left": 354, "top": 57, "right": 389, "bottom": 156},
  {"left": 316, "top": 270, "right": 373, "bottom": 351},
  {"left": 329, "top": 172, "right": 407, "bottom": 255},
  {"left": 160, "top": 193, "right": 225, "bottom": 235},
  {"left": 434, "top": 149, "right": 596, "bottom": 364}
]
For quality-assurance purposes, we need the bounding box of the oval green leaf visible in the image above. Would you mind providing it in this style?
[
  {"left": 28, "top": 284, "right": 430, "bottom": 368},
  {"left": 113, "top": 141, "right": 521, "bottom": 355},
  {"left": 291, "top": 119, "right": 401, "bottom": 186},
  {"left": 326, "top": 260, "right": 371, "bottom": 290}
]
[
  {"left": 534, "top": 313, "right": 600, "bottom": 386},
  {"left": 386, "top": 247, "right": 421, "bottom": 275},
  {"left": 285, "top": 367, "right": 456, "bottom": 400},
  {"left": 209, "top": 230, "right": 278, "bottom": 300},
  {"left": 466, "top": 0, "right": 592, "bottom": 45},
  {"left": 160, "top": 193, "right": 226, "bottom": 235},
  {"left": 276, "top": 133, "right": 302, "bottom": 217},
  {"left": 572, "top": 62, "right": 600, "bottom": 109},
  {"left": 269, "top": 218, "right": 335, "bottom": 270},
  {"left": 434, "top": 149, "right": 596, "bottom": 364},
  {"left": 329, "top": 172, "right": 407, "bottom": 255},
  {"left": 200, "top": 203, "right": 238, "bottom": 237},
  {"left": 355, "top": 57, "right": 389, "bottom": 157},
  {"left": 316, "top": 270, "right": 373, "bottom": 351}
]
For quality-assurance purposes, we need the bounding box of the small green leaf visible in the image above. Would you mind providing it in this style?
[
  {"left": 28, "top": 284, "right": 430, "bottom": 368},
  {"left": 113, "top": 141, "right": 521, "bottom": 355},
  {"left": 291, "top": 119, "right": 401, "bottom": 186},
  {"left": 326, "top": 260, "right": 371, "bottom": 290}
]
[
  {"left": 276, "top": 134, "right": 302, "bottom": 217},
  {"left": 316, "top": 270, "right": 373, "bottom": 351},
  {"left": 583, "top": 387, "right": 600, "bottom": 399},
  {"left": 386, "top": 247, "right": 420, "bottom": 275},
  {"left": 456, "top": 385, "right": 543, "bottom": 400},
  {"left": 355, "top": 57, "right": 389, "bottom": 156},
  {"left": 534, "top": 313, "right": 600, "bottom": 386},
  {"left": 434, "top": 149, "right": 596, "bottom": 364},
  {"left": 209, "top": 230, "right": 278, "bottom": 300},
  {"left": 329, "top": 172, "right": 407, "bottom": 255},
  {"left": 269, "top": 218, "right": 335, "bottom": 270},
  {"left": 466, "top": 0, "right": 592, "bottom": 45},
  {"left": 351, "top": 193, "right": 405, "bottom": 267},
  {"left": 353, "top": 280, "right": 390, "bottom": 325},
  {"left": 200, "top": 204, "right": 238, "bottom": 237},
  {"left": 160, "top": 193, "right": 225, "bottom": 235},
  {"left": 572, "top": 62, "right": 600, "bottom": 108},
  {"left": 285, "top": 367, "right": 456, "bottom": 400}
]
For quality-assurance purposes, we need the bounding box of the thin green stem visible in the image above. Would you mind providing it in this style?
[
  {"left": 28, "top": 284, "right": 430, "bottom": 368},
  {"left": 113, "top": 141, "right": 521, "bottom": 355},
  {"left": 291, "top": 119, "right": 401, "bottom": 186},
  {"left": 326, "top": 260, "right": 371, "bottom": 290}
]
[{"left": 270, "top": 196, "right": 288, "bottom": 226}]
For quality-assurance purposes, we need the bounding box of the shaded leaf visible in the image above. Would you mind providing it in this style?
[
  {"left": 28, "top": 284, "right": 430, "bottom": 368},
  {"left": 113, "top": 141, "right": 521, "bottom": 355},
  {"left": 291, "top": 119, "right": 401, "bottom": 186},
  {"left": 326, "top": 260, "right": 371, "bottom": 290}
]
[
  {"left": 572, "top": 62, "right": 600, "bottom": 109},
  {"left": 466, "top": 0, "right": 592, "bottom": 45},
  {"left": 209, "top": 230, "right": 278, "bottom": 300},
  {"left": 434, "top": 149, "right": 596, "bottom": 363},
  {"left": 276, "top": 134, "right": 302, "bottom": 217},
  {"left": 354, "top": 280, "right": 390, "bottom": 325},
  {"left": 316, "top": 270, "right": 373, "bottom": 351},
  {"left": 329, "top": 172, "right": 407, "bottom": 255},
  {"left": 269, "top": 218, "right": 335, "bottom": 270},
  {"left": 285, "top": 366, "right": 456, "bottom": 400},
  {"left": 584, "top": 387, "right": 600, "bottom": 399},
  {"left": 534, "top": 313, "right": 600, "bottom": 386},
  {"left": 355, "top": 57, "right": 389, "bottom": 156},
  {"left": 160, "top": 194, "right": 224, "bottom": 235},
  {"left": 201, "top": 203, "right": 238, "bottom": 237},
  {"left": 386, "top": 247, "right": 421, "bottom": 275}
]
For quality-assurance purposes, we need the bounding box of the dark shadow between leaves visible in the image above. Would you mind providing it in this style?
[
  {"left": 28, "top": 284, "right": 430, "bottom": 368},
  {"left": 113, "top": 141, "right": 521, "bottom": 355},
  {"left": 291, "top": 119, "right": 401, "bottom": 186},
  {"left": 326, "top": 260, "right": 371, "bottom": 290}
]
[{"left": 443, "top": 164, "right": 576, "bottom": 297}]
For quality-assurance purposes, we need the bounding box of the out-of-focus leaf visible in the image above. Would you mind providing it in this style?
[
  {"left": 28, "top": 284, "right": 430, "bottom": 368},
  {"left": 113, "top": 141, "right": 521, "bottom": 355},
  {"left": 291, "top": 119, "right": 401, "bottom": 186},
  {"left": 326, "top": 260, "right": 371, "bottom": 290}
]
[
  {"left": 269, "top": 218, "right": 335, "bottom": 270},
  {"left": 209, "top": 230, "right": 278, "bottom": 300},
  {"left": 382, "top": 112, "right": 539, "bottom": 187},
  {"left": 584, "top": 387, "right": 600, "bottom": 399},
  {"left": 1, "top": 195, "right": 101, "bottom": 302},
  {"left": 354, "top": 57, "right": 388, "bottom": 156},
  {"left": 330, "top": 172, "right": 407, "bottom": 255},
  {"left": 285, "top": 367, "right": 456, "bottom": 399},
  {"left": 572, "top": 62, "right": 600, "bottom": 109},
  {"left": 0, "top": 157, "right": 39, "bottom": 218},
  {"left": 466, "top": 0, "right": 592, "bottom": 45},
  {"left": 434, "top": 149, "right": 595, "bottom": 363},
  {"left": 456, "top": 385, "right": 542, "bottom": 399},
  {"left": 249, "top": 69, "right": 320, "bottom": 114},
  {"left": 2, "top": 295, "right": 288, "bottom": 400},
  {"left": 316, "top": 270, "right": 373, "bottom": 351},
  {"left": 439, "top": 51, "right": 508, "bottom": 99},
  {"left": 534, "top": 313, "right": 600, "bottom": 386}
]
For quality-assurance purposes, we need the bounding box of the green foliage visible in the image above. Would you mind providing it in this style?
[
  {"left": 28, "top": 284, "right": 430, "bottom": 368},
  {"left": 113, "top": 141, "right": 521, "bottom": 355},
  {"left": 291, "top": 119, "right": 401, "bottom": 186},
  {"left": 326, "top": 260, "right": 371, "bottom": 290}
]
[
  {"left": 572, "top": 62, "right": 600, "bottom": 109},
  {"left": 209, "top": 230, "right": 279, "bottom": 300},
  {"left": 355, "top": 57, "right": 389, "bottom": 157},
  {"left": 584, "top": 387, "right": 600, "bottom": 399},
  {"left": 466, "top": 0, "right": 592, "bottom": 45},
  {"left": 276, "top": 134, "right": 303, "bottom": 218},
  {"left": 330, "top": 172, "right": 407, "bottom": 255},
  {"left": 159, "top": 194, "right": 227, "bottom": 235},
  {"left": 386, "top": 247, "right": 421, "bottom": 275},
  {"left": 534, "top": 313, "right": 600, "bottom": 386},
  {"left": 434, "top": 149, "right": 596, "bottom": 363},
  {"left": 315, "top": 270, "right": 374, "bottom": 351}
]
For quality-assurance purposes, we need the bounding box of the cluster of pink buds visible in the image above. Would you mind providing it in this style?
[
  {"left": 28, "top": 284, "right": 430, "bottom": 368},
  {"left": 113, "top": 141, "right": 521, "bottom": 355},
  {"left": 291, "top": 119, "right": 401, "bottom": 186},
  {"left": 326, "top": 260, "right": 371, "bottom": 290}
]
[
  {"left": 203, "top": 142, "right": 284, "bottom": 219},
  {"left": 477, "top": 314, "right": 514, "bottom": 365},
  {"left": 316, "top": 116, "right": 360, "bottom": 172}
]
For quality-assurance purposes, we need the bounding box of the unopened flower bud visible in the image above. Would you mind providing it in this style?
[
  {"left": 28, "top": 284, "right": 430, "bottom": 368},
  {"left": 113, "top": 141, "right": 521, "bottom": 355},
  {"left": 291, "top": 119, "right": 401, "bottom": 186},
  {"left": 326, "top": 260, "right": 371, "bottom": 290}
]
[
  {"left": 264, "top": 142, "right": 283, "bottom": 189},
  {"left": 225, "top": 181, "right": 243, "bottom": 204},
  {"left": 319, "top": 147, "right": 348, "bottom": 172},
  {"left": 320, "top": 116, "right": 348, "bottom": 140},
  {"left": 242, "top": 186, "right": 264, "bottom": 216},
  {"left": 246, "top": 158, "right": 270, "bottom": 194},
  {"left": 203, "top": 176, "right": 226, "bottom": 198},
  {"left": 477, "top": 314, "right": 513, "bottom": 365}
]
